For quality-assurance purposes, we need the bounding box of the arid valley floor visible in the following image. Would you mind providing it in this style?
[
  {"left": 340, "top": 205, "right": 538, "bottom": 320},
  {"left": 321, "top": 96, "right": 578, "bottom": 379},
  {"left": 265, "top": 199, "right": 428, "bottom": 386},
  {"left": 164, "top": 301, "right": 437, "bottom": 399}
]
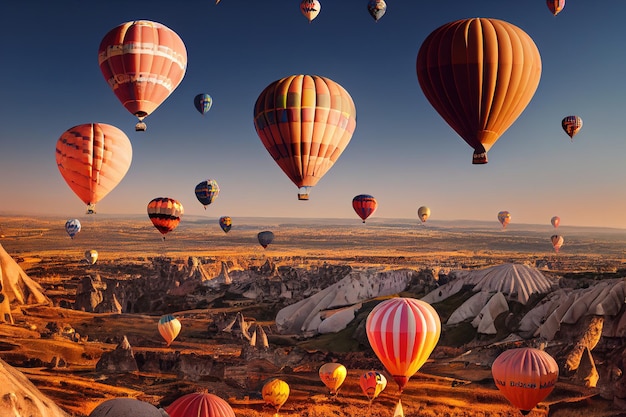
[{"left": 1, "top": 215, "right": 626, "bottom": 417}]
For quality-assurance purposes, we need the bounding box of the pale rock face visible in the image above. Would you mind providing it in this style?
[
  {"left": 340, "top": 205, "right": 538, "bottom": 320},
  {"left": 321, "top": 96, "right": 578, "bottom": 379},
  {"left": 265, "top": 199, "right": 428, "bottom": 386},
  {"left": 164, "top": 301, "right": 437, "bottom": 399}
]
[{"left": 0, "top": 358, "right": 70, "bottom": 417}]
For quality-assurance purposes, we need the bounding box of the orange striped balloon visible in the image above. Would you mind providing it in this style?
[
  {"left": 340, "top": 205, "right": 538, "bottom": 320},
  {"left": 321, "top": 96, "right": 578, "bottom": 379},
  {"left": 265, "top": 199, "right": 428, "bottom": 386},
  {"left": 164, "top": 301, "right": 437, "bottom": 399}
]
[
  {"left": 352, "top": 194, "right": 377, "bottom": 223},
  {"left": 56, "top": 123, "right": 132, "bottom": 214},
  {"left": 365, "top": 297, "right": 441, "bottom": 392},
  {"left": 147, "top": 197, "right": 183, "bottom": 237},
  {"left": 166, "top": 393, "right": 235, "bottom": 417},
  {"left": 492, "top": 347, "right": 559, "bottom": 413},
  {"left": 98, "top": 20, "right": 187, "bottom": 131},
  {"left": 253, "top": 74, "right": 356, "bottom": 200}
]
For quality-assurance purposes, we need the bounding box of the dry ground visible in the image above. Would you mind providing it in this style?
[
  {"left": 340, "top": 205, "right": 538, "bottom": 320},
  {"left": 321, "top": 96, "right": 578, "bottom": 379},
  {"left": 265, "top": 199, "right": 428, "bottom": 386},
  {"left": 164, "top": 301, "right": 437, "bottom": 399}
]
[{"left": 1, "top": 215, "right": 626, "bottom": 416}]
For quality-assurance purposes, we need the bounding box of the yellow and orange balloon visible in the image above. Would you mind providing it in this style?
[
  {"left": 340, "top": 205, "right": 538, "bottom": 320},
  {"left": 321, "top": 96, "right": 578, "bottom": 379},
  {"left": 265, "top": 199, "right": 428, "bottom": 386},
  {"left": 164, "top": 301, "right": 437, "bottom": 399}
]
[
  {"left": 319, "top": 363, "right": 347, "bottom": 395},
  {"left": 253, "top": 74, "right": 356, "bottom": 200},
  {"left": 157, "top": 314, "right": 181, "bottom": 347},
  {"left": 98, "top": 20, "right": 187, "bottom": 131},
  {"left": 360, "top": 371, "right": 387, "bottom": 403},
  {"left": 262, "top": 378, "right": 290, "bottom": 415},
  {"left": 417, "top": 18, "right": 542, "bottom": 164},
  {"left": 56, "top": 123, "right": 132, "bottom": 214}
]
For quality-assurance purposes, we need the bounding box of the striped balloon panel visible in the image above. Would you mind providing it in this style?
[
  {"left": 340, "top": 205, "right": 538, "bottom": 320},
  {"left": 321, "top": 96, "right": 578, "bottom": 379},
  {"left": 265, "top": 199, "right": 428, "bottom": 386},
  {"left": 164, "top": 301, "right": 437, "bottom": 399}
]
[
  {"left": 166, "top": 393, "right": 236, "bottom": 417},
  {"left": 147, "top": 197, "right": 183, "bottom": 235},
  {"left": 55, "top": 123, "right": 132, "bottom": 207},
  {"left": 98, "top": 20, "right": 187, "bottom": 118}
]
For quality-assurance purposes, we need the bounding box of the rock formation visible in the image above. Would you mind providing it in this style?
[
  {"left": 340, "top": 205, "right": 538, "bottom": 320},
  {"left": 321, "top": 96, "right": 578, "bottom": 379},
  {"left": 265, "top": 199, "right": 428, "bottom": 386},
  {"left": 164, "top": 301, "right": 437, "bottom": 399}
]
[{"left": 96, "top": 335, "right": 138, "bottom": 372}]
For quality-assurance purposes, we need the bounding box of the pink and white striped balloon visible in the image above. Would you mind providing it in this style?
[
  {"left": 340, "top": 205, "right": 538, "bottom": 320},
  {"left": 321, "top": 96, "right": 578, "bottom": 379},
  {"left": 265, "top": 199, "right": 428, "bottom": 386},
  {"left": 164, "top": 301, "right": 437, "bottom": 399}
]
[{"left": 366, "top": 297, "right": 441, "bottom": 391}]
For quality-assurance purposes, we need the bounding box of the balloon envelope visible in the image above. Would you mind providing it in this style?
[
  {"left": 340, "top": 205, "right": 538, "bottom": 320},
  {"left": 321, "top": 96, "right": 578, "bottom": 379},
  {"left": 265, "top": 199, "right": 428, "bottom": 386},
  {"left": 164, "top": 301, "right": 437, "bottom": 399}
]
[
  {"left": 417, "top": 206, "right": 431, "bottom": 222},
  {"left": 416, "top": 18, "right": 542, "bottom": 164},
  {"left": 253, "top": 74, "right": 356, "bottom": 200},
  {"left": 492, "top": 347, "right": 559, "bottom": 413},
  {"left": 219, "top": 216, "right": 232, "bottom": 233},
  {"left": 98, "top": 20, "right": 187, "bottom": 131},
  {"left": 352, "top": 194, "right": 377, "bottom": 223},
  {"left": 89, "top": 398, "right": 165, "bottom": 417},
  {"left": 84, "top": 250, "right": 98, "bottom": 265},
  {"left": 359, "top": 371, "right": 387, "bottom": 401},
  {"left": 262, "top": 378, "right": 290, "bottom": 411},
  {"left": 367, "top": 0, "right": 387, "bottom": 21},
  {"left": 194, "top": 93, "right": 213, "bottom": 115},
  {"left": 551, "top": 235, "right": 564, "bottom": 253},
  {"left": 561, "top": 115, "right": 582, "bottom": 140},
  {"left": 498, "top": 211, "right": 511, "bottom": 229},
  {"left": 195, "top": 180, "right": 220, "bottom": 208},
  {"left": 158, "top": 314, "right": 181, "bottom": 346},
  {"left": 147, "top": 197, "right": 184, "bottom": 236},
  {"left": 166, "top": 392, "right": 235, "bottom": 417},
  {"left": 56, "top": 123, "right": 132, "bottom": 214},
  {"left": 547, "top": 0, "right": 565, "bottom": 16},
  {"left": 366, "top": 297, "right": 441, "bottom": 391},
  {"left": 65, "top": 219, "right": 81, "bottom": 239},
  {"left": 551, "top": 216, "right": 560, "bottom": 228},
  {"left": 319, "top": 363, "right": 347, "bottom": 395},
  {"left": 257, "top": 231, "right": 274, "bottom": 248},
  {"left": 300, "top": 0, "right": 321, "bottom": 22}
]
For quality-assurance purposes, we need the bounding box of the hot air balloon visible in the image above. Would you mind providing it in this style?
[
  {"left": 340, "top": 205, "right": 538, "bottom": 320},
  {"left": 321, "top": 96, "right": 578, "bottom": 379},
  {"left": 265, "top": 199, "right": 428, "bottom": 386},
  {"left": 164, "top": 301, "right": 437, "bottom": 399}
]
[
  {"left": 262, "top": 378, "right": 290, "bottom": 415},
  {"left": 417, "top": 206, "right": 431, "bottom": 223},
  {"left": 219, "top": 216, "right": 232, "bottom": 233},
  {"left": 166, "top": 392, "right": 236, "bottom": 417},
  {"left": 366, "top": 297, "right": 441, "bottom": 392},
  {"left": 300, "top": 0, "right": 321, "bottom": 22},
  {"left": 194, "top": 93, "right": 213, "bottom": 116},
  {"left": 416, "top": 18, "right": 542, "bottom": 164},
  {"left": 257, "top": 231, "right": 274, "bottom": 249},
  {"left": 195, "top": 180, "right": 220, "bottom": 209},
  {"left": 551, "top": 235, "right": 564, "bottom": 253},
  {"left": 98, "top": 20, "right": 188, "bottom": 131},
  {"left": 547, "top": 0, "right": 565, "bottom": 16},
  {"left": 253, "top": 74, "right": 357, "bottom": 200},
  {"left": 561, "top": 115, "right": 582, "bottom": 141},
  {"left": 319, "top": 363, "right": 347, "bottom": 396},
  {"left": 498, "top": 211, "right": 511, "bottom": 229},
  {"left": 367, "top": 0, "right": 387, "bottom": 22},
  {"left": 492, "top": 347, "right": 559, "bottom": 414},
  {"left": 89, "top": 398, "right": 166, "bottom": 417},
  {"left": 56, "top": 123, "right": 133, "bottom": 214},
  {"left": 65, "top": 219, "right": 81, "bottom": 239},
  {"left": 147, "top": 197, "right": 184, "bottom": 239},
  {"left": 84, "top": 250, "right": 98, "bottom": 265},
  {"left": 158, "top": 314, "right": 181, "bottom": 346},
  {"left": 551, "top": 216, "right": 560, "bottom": 228},
  {"left": 352, "top": 194, "right": 377, "bottom": 223},
  {"left": 360, "top": 371, "right": 387, "bottom": 404}
]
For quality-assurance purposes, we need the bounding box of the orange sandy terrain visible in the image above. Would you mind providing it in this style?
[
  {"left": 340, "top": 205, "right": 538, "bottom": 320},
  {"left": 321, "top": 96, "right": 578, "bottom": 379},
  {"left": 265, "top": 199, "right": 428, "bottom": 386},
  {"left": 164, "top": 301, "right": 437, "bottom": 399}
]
[{"left": 1, "top": 215, "right": 625, "bottom": 416}]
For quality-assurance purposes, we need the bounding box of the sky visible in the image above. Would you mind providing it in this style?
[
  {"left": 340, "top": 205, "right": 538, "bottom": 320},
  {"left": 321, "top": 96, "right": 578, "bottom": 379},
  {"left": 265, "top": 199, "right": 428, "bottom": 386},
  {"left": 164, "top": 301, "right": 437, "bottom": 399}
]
[{"left": 1, "top": 1, "right": 625, "bottom": 229}]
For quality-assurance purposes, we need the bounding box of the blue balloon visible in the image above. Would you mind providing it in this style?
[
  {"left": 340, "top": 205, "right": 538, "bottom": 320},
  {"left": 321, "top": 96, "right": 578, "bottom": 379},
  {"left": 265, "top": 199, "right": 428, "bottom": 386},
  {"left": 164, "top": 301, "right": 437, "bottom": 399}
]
[
  {"left": 257, "top": 230, "right": 274, "bottom": 248},
  {"left": 65, "top": 219, "right": 81, "bottom": 239},
  {"left": 194, "top": 93, "right": 213, "bottom": 115}
]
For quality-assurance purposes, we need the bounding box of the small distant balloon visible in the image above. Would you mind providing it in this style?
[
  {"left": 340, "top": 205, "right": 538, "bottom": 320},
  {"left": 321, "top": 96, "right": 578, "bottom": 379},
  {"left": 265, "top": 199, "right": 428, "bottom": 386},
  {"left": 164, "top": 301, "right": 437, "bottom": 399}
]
[
  {"left": 219, "top": 216, "right": 232, "bottom": 233},
  {"left": 561, "top": 115, "right": 582, "bottom": 140},
  {"left": 147, "top": 197, "right": 184, "bottom": 239},
  {"left": 359, "top": 371, "right": 387, "bottom": 403},
  {"left": 319, "top": 363, "right": 347, "bottom": 395},
  {"left": 158, "top": 314, "right": 181, "bottom": 346},
  {"left": 547, "top": 0, "right": 565, "bottom": 16},
  {"left": 367, "top": 0, "right": 387, "bottom": 22},
  {"left": 300, "top": 0, "right": 321, "bottom": 22},
  {"left": 551, "top": 234, "right": 564, "bottom": 253},
  {"left": 551, "top": 216, "right": 560, "bottom": 228},
  {"left": 65, "top": 219, "right": 81, "bottom": 239},
  {"left": 84, "top": 250, "right": 98, "bottom": 265},
  {"left": 353, "top": 194, "right": 377, "bottom": 223},
  {"left": 417, "top": 206, "right": 431, "bottom": 223},
  {"left": 194, "top": 93, "right": 213, "bottom": 115},
  {"left": 195, "top": 179, "right": 220, "bottom": 209},
  {"left": 258, "top": 231, "right": 274, "bottom": 248},
  {"left": 262, "top": 378, "right": 290, "bottom": 414},
  {"left": 498, "top": 211, "right": 511, "bottom": 229}
]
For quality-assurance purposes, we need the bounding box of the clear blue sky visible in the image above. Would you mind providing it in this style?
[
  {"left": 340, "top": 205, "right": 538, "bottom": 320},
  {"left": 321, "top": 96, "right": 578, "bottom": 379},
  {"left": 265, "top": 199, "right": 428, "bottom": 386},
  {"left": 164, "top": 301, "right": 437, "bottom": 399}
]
[{"left": 1, "top": 1, "right": 625, "bottom": 228}]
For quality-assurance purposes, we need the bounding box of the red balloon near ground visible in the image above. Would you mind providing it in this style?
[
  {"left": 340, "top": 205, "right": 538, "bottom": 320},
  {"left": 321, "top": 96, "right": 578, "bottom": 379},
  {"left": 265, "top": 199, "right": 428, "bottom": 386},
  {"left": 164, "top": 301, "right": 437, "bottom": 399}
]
[{"left": 166, "top": 392, "right": 235, "bottom": 417}]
